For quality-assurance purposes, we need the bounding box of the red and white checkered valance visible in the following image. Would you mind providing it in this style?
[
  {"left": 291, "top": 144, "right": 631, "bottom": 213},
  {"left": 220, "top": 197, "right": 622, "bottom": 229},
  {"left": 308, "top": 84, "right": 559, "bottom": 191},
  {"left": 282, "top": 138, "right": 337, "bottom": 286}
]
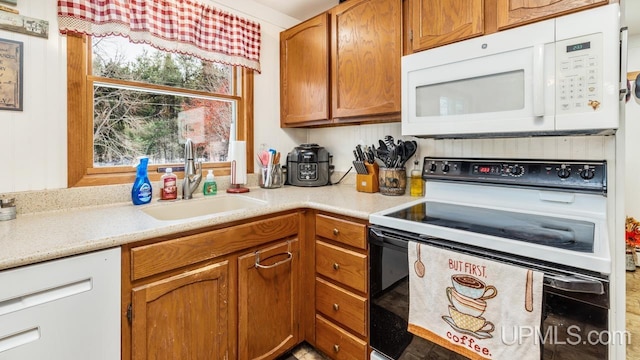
[{"left": 57, "top": 0, "right": 261, "bottom": 72}]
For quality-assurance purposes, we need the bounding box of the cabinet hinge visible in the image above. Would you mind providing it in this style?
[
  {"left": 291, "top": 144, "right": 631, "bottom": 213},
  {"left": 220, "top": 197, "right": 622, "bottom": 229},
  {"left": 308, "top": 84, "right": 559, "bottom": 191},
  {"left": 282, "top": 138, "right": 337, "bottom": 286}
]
[
  {"left": 126, "top": 303, "right": 132, "bottom": 324},
  {"left": 409, "top": 29, "right": 413, "bottom": 42}
]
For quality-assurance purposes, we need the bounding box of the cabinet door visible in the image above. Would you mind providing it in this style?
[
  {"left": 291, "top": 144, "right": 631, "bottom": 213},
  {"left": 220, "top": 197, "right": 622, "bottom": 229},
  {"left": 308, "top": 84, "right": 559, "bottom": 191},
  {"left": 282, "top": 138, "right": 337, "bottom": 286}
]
[
  {"left": 331, "top": 0, "right": 401, "bottom": 120},
  {"left": 238, "top": 239, "right": 300, "bottom": 360},
  {"left": 280, "top": 14, "right": 330, "bottom": 127},
  {"left": 496, "top": 0, "right": 608, "bottom": 30},
  {"left": 131, "top": 261, "right": 230, "bottom": 360},
  {"left": 410, "top": 0, "right": 484, "bottom": 52}
]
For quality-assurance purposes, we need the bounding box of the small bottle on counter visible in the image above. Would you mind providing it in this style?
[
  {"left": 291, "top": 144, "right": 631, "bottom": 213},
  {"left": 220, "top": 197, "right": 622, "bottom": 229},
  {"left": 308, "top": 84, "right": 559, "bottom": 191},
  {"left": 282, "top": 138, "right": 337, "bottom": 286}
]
[
  {"left": 131, "top": 156, "right": 152, "bottom": 205},
  {"left": 160, "top": 167, "right": 178, "bottom": 200},
  {"left": 410, "top": 160, "right": 423, "bottom": 197},
  {"left": 203, "top": 169, "right": 217, "bottom": 196}
]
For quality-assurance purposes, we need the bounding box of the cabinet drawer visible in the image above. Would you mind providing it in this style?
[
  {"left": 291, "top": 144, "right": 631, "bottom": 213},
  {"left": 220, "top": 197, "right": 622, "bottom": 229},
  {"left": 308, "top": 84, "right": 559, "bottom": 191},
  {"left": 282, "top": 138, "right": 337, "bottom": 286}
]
[
  {"left": 130, "top": 213, "right": 299, "bottom": 280},
  {"left": 315, "top": 314, "right": 367, "bottom": 360},
  {"left": 316, "top": 277, "right": 367, "bottom": 336},
  {"left": 316, "top": 241, "right": 367, "bottom": 293},
  {"left": 316, "top": 214, "right": 366, "bottom": 249}
]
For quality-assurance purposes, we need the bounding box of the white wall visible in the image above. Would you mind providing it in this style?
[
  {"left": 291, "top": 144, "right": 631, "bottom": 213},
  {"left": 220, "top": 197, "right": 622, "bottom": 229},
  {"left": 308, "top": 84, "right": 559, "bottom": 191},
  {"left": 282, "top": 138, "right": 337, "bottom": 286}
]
[
  {"left": 0, "top": 0, "right": 309, "bottom": 194},
  {"left": 626, "top": 34, "right": 640, "bottom": 218},
  {"left": 0, "top": 1, "right": 67, "bottom": 193}
]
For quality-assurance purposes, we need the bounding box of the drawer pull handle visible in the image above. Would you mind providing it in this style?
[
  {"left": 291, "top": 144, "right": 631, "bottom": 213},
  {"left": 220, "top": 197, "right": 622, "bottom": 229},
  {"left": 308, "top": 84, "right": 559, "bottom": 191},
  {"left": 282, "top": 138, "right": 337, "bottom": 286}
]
[
  {"left": 333, "top": 228, "right": 339, "bottom": 236},
  {"left": 0, "top": 278, "right": 92, "bottom": 316},
  {"left": 0, "top": 327, "right": 41, "bottom": 353},
  {"left": 333, "top": 344, "right": 340, "bottom": 353},
  {"left": 333, "top": 303, "right": 339, "bottom": 311},
  {"left": 333, "top": 263, "right": 340, "bottom": 270}
]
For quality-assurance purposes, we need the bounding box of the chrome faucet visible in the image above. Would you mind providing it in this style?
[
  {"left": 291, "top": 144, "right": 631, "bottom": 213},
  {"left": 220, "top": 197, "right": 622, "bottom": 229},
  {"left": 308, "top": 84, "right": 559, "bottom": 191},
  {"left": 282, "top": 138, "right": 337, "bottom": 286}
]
[{"left": 182, "top": 138, "right": 202, "bottom": 199}]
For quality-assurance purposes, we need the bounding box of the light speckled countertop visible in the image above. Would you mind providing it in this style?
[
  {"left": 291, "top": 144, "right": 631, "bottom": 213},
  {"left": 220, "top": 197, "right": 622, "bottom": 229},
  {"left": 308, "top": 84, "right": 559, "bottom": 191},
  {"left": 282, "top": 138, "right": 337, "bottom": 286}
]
[{"left": 0, "top": 184, "right": 414, "bottom": 270}]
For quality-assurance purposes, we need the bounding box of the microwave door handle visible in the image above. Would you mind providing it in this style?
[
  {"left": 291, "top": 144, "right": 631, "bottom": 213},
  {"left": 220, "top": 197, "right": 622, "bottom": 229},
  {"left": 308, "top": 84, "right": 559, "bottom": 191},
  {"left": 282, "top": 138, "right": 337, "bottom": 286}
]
[
  {"left": 532, "top": 44, "right": 545, "bottom": 117},
  {"left": 620, "top": 27, "right": 629, "bottom": 101}
]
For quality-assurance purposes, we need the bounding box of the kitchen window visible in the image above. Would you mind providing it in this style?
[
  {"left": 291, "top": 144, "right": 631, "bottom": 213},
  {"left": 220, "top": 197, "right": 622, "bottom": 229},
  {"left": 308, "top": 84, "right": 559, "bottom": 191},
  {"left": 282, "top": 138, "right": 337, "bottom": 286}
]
[{"left": 66, "top": 34, "right": 254, "bottom": 187}]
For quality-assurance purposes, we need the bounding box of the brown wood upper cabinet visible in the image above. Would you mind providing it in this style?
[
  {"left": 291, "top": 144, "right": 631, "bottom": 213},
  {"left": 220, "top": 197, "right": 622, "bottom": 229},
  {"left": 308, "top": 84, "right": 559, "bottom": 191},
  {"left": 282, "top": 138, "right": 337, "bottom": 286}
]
[
  {"left": 407, "top": 0, "right": 609, "bottom": 53},
  {"left": 496, "top": 0, "right": 609, "bottom": 30},
  {"left": 280, "top": 0, "right": 402, "bottom": 127},
  {"left": 409, "top": 0, "right": 484, "bottom": 53}
]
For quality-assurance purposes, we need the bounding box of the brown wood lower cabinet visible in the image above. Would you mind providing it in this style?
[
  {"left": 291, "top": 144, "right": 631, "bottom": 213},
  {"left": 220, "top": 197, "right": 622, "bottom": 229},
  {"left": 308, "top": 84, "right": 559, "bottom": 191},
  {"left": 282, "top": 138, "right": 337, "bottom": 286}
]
[
  {"left": 238, "top": 239, "right": 300, "bottom": 360},
  {"left": 131, "top": 261, "right": 230, "bottom": 359},
  {"left": 315, "top": 314, "right": 368, "bottom": 360},
  {"left": 122, "top": 212, "right": 301, "bottom": 360},
  {"left": 122, "top": 210, "right": 371, "bottom": 360},
  {"left": 313, "top": 212, "right": 368, "bottom": 360}
]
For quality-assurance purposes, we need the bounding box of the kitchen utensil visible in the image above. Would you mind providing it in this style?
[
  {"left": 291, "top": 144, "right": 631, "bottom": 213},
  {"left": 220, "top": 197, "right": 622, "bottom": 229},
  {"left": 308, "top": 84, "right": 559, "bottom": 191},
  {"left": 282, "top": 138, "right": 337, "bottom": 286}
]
[
  {"left": 400, "top": 140, "right": 417, "bottom": 167},
  {"left": 257, "top": 150, "right": 270, "bottom": 167}
]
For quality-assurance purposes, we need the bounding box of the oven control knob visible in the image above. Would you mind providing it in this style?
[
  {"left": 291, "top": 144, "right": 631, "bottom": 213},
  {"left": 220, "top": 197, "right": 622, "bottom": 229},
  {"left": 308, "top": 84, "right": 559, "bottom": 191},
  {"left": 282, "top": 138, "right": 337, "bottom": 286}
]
[
  {"left": 580, "top": 165, "right": 595, "bottom": 180},
  {"left": 557, "top": 164, "right": 571, "bottom": 179},
  {"left": 442, "top": 163, "right": 450, "bottom": 173},
  {"left": 429, "top": 163, "right": 437, "bottom": 172},
  {"left": 510, "top": 165, "right": 523, "bottom": 176}
]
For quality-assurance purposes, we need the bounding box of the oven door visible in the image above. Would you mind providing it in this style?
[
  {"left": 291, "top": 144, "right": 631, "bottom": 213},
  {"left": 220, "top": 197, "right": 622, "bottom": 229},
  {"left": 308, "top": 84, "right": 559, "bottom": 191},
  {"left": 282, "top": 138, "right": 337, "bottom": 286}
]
[{"left": 368, "top": 226, "right": 609, "bottom": 360}]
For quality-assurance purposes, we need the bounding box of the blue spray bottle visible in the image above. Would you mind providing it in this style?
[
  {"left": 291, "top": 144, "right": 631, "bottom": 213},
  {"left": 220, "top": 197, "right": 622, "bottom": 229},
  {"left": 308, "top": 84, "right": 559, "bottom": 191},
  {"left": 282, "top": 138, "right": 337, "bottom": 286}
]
[{"left": 132, "top": 156, "right": 152, "bottom": 205}]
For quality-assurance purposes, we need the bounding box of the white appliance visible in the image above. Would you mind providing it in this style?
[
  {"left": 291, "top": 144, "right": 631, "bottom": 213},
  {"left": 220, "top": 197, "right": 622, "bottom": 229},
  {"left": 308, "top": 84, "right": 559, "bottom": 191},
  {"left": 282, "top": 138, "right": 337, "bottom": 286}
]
[
  {"left": 402, "top": 4, "right": 624, "bottom": 138},
  {"left": 368, "top": 158, "right": 611, "bottom": 359},
  {"left": 0, "top": 248, "right": 120, "bottom": 359}
]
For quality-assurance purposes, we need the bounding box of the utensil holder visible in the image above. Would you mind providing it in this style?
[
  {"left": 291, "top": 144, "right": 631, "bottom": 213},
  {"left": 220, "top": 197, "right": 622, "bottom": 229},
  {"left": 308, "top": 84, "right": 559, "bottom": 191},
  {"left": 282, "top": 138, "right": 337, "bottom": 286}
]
[
  {"left": 0, "top": 198, "right": 16, "bottom": 221},
  {"left": 260, "top": 164, "right": 283, "bottom": 189},
  {"left": 356, "top": 163, "right": 379, "bottom": 193},
  {"left": 379, "top": 167, "right": 407, "bottom": 196}
]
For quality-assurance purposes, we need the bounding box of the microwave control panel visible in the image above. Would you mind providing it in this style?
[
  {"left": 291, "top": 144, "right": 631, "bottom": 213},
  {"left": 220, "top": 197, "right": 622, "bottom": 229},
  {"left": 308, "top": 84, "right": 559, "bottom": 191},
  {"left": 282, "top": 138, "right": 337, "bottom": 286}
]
[{"left": 556, "top": 33, "right": 603, "bottom": 114}]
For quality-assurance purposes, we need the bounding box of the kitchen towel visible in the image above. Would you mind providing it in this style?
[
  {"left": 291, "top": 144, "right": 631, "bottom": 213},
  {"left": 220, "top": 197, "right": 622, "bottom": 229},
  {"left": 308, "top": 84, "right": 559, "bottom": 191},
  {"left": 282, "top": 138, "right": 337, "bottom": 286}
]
[{"left": 407, "top": 241, "right": 543, "bottom": 360}]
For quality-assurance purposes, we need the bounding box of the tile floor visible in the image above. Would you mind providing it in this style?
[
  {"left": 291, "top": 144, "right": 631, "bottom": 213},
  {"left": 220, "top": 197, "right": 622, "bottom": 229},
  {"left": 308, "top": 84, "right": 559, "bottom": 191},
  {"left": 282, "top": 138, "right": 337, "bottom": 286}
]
[
  {"left": 627, "top": 270, "right": 640, "bottom": 358},
  {"left": 277, "top": 343, "right": 329, "bottom": 360}
]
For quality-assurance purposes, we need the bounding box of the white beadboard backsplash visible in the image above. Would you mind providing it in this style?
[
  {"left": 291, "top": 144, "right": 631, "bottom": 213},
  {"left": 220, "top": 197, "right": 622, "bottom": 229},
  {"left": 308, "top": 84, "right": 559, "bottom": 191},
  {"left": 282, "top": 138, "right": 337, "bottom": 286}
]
[{"left": 309, "top": 122, "right": 615, "bottom": 174}]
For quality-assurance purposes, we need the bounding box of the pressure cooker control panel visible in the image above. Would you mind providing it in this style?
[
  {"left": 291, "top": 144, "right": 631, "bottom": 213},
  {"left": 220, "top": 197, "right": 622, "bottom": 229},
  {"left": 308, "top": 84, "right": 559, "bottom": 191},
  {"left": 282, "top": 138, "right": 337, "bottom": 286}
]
[
  {"left": 297, "top": 163, "right": 318, "bottom": 181},
  {"left": 422, "top": 157, "right": 606, "bottom": 194}
]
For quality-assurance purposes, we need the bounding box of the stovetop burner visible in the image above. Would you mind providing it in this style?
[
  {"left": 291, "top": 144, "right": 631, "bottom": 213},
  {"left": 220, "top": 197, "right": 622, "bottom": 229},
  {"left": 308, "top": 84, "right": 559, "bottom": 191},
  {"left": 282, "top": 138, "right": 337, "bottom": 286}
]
[{"left": 385, "top": 201, "right": 594, "bottom": 252}]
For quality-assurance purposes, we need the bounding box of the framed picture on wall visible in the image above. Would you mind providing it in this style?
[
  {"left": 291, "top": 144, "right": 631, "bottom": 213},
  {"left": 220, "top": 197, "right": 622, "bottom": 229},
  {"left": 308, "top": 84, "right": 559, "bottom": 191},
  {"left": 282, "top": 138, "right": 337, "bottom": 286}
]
[{"left": 0, "top": 38, "right": 23, "bottom": 111}]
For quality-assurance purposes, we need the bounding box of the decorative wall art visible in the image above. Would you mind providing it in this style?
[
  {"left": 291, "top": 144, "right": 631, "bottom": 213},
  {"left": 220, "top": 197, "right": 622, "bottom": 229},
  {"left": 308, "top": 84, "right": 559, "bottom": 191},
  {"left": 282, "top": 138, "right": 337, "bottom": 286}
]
[
  {"left": 0, "top": 38, "right": 22, "bottom": 111},
  {"left": 0, "top": 0, "right": 16, "bottom": 5},
  {"left": 0, "top": 11, "right": 48, "bottom": 39}
]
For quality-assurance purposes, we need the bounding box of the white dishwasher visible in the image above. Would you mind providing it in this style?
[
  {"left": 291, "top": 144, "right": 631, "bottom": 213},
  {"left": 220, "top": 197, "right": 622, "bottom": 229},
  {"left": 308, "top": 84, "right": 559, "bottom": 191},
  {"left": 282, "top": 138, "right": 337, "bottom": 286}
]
[{"left": 0, "top": 248, "right": 120, "bottom": 359}]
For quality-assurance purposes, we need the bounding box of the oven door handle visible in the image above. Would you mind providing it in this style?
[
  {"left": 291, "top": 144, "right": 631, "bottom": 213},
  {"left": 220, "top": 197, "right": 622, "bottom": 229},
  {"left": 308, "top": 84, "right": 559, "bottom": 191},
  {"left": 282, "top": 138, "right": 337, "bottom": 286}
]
[{"left": 544, "top": 274, "right": 604, "bottom": 295}]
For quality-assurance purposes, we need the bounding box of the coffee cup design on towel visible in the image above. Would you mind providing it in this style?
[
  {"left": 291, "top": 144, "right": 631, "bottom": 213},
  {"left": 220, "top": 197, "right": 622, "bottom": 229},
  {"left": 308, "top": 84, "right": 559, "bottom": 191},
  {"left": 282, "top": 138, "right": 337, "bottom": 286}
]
[
  {"left": 448, "top": 306, "right": 495, "bottom": 333},
  {"left": 443, "top": 274, "right": 498, "bottom": 338},
  {"left": 447, "top": 287, "right": 487, "bottom": 317},
  {"left": 451, "top": 274, "right": 497, "bottom": 300}
]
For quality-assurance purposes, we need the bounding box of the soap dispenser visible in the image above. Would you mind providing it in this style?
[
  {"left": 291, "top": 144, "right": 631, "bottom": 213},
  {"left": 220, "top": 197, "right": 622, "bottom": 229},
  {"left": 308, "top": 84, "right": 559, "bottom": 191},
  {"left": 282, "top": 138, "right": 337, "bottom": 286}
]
[
  {"left": 203, "top": 169, "right": 217, "bottom": 196},
  {"left": 132, "top": 156, "right": 152, "bottom": 205}
]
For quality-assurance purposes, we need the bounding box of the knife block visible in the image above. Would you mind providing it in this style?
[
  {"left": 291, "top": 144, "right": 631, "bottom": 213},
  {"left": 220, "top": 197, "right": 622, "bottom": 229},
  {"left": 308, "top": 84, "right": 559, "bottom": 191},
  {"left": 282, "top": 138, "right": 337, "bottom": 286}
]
[{"left": 356, "top": 163, "right": 379, "bottom": 193}]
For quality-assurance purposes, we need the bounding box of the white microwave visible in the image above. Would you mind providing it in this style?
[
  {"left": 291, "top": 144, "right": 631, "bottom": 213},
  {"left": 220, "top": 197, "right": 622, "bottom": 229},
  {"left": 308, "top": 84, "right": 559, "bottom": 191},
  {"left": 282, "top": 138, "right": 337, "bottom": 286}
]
[{"left": 402, "top": 4, "right": 624, "bottom": 138}]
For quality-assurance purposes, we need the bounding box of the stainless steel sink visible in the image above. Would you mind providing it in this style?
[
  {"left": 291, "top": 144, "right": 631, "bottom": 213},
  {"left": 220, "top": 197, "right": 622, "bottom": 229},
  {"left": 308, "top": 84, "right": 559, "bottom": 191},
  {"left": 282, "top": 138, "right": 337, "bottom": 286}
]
[{"left": 141, "top": 195, "right": 267, "bottom": 221}]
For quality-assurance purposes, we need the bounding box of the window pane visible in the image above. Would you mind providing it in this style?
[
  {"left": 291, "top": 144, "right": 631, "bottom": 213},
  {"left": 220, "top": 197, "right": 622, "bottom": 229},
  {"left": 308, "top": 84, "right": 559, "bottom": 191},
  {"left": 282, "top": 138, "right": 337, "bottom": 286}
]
[
  {"left": 92, "top": 36, "right": 233, "bottom": 94},
  {"left": 93, "top": 84, "right": 234, "bottom": 167}
]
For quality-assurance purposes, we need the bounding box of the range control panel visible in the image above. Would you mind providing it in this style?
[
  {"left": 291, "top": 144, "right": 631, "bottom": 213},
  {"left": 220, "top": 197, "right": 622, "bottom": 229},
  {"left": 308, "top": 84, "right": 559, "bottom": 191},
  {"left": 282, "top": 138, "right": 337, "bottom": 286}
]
[{"left": 422, "top": 157, "right": 606, "bottom": 194}]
